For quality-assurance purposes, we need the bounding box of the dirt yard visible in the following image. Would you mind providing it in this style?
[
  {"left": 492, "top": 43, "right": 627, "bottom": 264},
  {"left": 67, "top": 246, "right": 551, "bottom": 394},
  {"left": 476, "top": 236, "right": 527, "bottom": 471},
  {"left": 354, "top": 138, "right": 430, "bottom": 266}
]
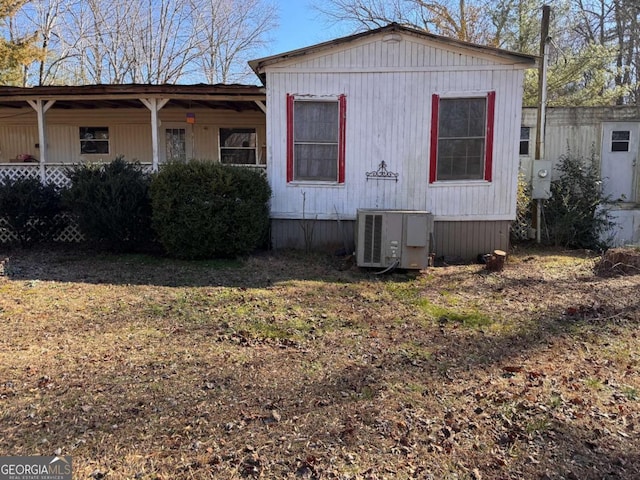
[{"left": 0, "top": 245, "right": 638, "bottom": 479}]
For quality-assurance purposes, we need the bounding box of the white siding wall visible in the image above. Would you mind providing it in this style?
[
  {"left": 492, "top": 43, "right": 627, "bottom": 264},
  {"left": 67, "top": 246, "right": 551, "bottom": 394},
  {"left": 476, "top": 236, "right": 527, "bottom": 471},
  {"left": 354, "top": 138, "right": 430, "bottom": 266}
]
[
  {"left": 0, "top": 125, "right": 39, "bottom": 163},
  {"left": 265, "top": 35, "right": 526, "bottom": 222},
  {"left": 520, "top": 106, "right": 640, "bottom": 181}
]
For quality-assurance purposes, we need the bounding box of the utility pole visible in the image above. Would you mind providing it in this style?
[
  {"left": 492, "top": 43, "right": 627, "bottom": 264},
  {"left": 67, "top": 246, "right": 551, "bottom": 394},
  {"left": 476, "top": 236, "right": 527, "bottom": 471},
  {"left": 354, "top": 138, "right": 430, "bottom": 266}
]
[
  {"left": 535, "top": 5, "right": 550, "bottom": 162},
  {"left": 534, "top": 5, "right": 551, "bottom": 244}
]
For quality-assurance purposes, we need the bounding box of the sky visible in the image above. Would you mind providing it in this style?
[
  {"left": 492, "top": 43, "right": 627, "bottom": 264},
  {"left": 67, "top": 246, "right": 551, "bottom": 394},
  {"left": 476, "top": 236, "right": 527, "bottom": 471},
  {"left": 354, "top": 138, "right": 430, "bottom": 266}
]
[{"left": 266, "top": 1, "right": 350, "bottom": 56}]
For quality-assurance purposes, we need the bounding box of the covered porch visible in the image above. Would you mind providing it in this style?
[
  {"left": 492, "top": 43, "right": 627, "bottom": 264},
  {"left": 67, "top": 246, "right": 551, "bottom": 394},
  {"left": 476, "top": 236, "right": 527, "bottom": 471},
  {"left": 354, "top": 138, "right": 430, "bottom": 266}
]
[{"left": 0, "top": 84, "right": 267, "bottom": 189}]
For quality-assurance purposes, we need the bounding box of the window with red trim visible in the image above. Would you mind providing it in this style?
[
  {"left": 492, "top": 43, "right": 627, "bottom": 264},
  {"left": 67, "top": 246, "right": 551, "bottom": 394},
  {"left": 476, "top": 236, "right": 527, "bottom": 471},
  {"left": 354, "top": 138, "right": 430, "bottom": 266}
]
[
  {"left": 286, "top": 94, "right": 346, "bottom": 183},
  {"left": 429, "top": 92, "right": 495, "bottom": 182}
]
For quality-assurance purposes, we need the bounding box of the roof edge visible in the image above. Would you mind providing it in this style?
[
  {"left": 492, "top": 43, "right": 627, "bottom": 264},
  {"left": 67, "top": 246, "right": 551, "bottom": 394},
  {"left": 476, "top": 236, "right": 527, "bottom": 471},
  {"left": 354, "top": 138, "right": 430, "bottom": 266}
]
[
  {"left": 0, "top": 83, "right": 266, "bottom": 98},
  {"left": 249, "top": 23, "right": 538, "bottom": 82}
]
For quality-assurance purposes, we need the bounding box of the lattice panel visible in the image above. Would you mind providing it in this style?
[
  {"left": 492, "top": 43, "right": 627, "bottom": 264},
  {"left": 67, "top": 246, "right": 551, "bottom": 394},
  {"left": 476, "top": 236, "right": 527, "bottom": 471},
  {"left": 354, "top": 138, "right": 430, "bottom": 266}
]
[
  {"left": 511, "top": 215, "right": 532, "bottom": 241},
  {"left": 54, "top": 216, "right": 84, "bottom": 243},
  {"left": 0, "top": 217, "right": 18, "bottom": 244},
  {"left": 45, "top": 166, "right": 72, "bottom": 188},
  {"left": 0, "top": 216, "right": 84, "bottom": 244},
  {"left": 0, "top": 165, "right": 40, "bottom": 183},
  {"left": 511, "top": 201, "right": 533, "bottom": 242},
  {"left": 1, "top": 165, "right": 79, "bottom": 244},
  {"left": 140, "top": 164, "right": 154, "bottom": 174}
]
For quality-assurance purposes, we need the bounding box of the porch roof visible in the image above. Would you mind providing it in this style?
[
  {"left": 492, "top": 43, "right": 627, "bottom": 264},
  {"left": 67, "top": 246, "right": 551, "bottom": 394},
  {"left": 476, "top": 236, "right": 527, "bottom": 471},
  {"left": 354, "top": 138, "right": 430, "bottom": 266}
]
[{"left": 0, "top": 83, "right": 266, "bottom": 112}]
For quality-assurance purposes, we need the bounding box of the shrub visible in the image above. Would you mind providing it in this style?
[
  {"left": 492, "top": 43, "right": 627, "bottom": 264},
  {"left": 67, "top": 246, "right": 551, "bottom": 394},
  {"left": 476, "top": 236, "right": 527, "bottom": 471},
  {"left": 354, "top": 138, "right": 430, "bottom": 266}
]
[
  {"left": 150, "top": 162, "right": 271, "bottom": 259},
  {"left": 543, "top": 149, "right": 614, "bottom": 250},
  {"left": 0, "top": 176, "right": 66, "bottom": 246},
  {"left": 63, "top": 157, "right": 153, "bottom": 251}
]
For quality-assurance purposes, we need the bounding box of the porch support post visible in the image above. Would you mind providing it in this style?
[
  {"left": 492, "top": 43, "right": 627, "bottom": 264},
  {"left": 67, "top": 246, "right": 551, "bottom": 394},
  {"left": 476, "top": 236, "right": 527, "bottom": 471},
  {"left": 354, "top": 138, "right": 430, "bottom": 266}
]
[
  {"left": 254, "top": 101, "right": 266, "bottom": 114},
  {"left": 26, "top": 99, "right": 55, "bottom": 182},
  {"left": 140, "top": 98, "right": 169, "bottom": 172}
]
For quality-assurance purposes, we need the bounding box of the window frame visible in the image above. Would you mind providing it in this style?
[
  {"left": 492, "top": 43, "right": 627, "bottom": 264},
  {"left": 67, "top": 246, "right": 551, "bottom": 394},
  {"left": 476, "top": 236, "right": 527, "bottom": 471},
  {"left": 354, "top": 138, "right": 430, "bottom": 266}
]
[
  {"left": 164, "top": 127, "right": 187, "bottom": 163},
  {"left": 286, "top": 94, "right": 346, "bottom": 184},
  {"left": 219, "top": 127, "right": 259, "bottom": 165},
  {"left": 79, "top": 126, "right": 110, "bottom": 155},
  {"left": 429, "top": 92, "right": 495, "bottom": 183},
  {"left": 520, "top": 126, "right": 531, "bottom": 156},
  {"left": 611, "top": 130, "right": 630, "bottom": 152}
]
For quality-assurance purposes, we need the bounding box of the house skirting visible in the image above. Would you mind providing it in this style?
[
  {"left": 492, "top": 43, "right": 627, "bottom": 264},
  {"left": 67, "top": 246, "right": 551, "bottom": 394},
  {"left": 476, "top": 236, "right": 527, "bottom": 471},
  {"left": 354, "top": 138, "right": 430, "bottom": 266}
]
[
  {"left": 432, "top": 220, "right": 510, "bottom": 260},
  {"left": 270, "top": 218, "right": 511, "bottom": 261}
]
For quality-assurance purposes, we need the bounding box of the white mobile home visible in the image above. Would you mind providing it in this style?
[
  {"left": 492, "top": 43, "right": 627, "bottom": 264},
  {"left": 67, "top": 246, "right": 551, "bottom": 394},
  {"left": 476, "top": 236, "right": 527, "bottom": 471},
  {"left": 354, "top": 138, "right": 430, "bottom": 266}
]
[
  {"left": 0, "top": 25, "right": 537, "bottom": 259},
  {"left": 250, "top": 23, "right": 536, "bottom": 259}
]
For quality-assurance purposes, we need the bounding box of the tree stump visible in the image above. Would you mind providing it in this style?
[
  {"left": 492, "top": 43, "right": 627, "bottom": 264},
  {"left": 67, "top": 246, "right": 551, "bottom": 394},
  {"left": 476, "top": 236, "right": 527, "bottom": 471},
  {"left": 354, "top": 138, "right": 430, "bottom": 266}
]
[{"left": 485, "top": 250, "right": 507, "bottom": 272}]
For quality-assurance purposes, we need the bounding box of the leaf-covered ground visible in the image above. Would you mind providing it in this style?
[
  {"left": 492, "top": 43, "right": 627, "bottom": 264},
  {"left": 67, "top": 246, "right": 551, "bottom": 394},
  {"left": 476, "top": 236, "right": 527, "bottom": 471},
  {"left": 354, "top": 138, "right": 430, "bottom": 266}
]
[{"left": 0, "top": 246, "right": 638, "bottom": 479}]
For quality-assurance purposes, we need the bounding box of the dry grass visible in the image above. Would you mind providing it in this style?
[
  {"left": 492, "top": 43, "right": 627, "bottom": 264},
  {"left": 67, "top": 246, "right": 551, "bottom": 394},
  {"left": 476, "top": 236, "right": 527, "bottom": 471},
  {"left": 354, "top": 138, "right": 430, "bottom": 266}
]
[{"left": 0, "top": 245, "right": 639, "bottom": 479}]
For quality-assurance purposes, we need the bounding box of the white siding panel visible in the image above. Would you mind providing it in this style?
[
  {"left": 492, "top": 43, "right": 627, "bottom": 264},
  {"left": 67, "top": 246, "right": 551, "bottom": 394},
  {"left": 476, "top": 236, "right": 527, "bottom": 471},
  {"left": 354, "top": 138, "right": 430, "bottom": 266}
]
[
  {"left": 0, "top": 125, "right": 39, "bottom": 162},
  {"left": 277, "top": 35, "right": 519, "bottom": 72},
  {"left": 520, "top": 106, "right": 638, "bottom": 182},
  {"left": 111, "top": 124, "right": 152, "bottom": 162},
  {"left": 46, "top": 125, "right": 76, "bottom": 163},
  {"left": 193, "top": 125, "right": 217, "bottom": 161}
]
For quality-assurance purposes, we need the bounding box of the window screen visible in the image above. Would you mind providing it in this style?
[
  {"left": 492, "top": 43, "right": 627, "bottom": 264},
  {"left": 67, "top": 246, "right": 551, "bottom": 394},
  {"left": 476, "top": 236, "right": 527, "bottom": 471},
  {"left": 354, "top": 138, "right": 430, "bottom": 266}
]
[
  {"left": 220, "top": 128, "right": 257, "bottom": 164},
  {"left": 80, "top": 127, "right": 109, "bottom": 154},
  {"left": 437, "top": 98, "right": 486, "bottom": 181},
  {"left": 293, "top": 101, "right": 339, "bottom": 181},
  {"left": 165, "top": 128, "right": 186, "bottom": 162}
]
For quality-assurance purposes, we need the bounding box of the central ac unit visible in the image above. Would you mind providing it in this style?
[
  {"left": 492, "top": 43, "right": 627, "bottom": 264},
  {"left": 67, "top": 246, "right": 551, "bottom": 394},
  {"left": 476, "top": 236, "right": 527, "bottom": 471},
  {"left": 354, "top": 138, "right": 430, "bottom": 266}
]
[{"left": 356, "top": 209, "right": 434, "bottom": 269}]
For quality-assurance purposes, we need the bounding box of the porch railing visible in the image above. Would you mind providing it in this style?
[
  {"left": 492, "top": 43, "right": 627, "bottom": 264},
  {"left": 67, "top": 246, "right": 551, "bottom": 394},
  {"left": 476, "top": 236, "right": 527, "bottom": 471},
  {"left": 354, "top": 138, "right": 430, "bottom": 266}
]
[{"left": 0, "top": 162, "right": 155, "bottom": 189}]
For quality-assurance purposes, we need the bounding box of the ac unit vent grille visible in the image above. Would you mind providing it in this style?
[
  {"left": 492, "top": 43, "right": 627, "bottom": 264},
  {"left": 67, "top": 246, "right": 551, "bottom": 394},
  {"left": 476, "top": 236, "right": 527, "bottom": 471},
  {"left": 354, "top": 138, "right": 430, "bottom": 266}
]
[{"left": 363, "top": 214, "right": 383, "bottom": 264}]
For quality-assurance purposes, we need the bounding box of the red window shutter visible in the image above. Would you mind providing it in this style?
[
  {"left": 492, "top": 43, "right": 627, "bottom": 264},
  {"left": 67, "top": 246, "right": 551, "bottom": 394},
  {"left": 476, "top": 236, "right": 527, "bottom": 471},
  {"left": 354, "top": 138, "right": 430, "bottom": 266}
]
[
  {"left": 338, "top": 94, "right": 347, "bottom": 183},
  {"left": 484, "top": 91, "right": 496, "bottom": 182},
  {"left": 286, "top": 93, "right": 294, "bottom": 183},
  {"left": 429, "top": 94, "right": 440, "bottom": 183}
]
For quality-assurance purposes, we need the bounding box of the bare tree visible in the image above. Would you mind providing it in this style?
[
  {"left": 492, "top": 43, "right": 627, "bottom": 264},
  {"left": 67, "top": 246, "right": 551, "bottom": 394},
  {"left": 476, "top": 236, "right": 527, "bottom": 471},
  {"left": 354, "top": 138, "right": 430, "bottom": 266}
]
[
  {"left": 316, "top": 0, "right": 416, "bottom": 31},
  {"left": 317, "top": 0, "right": 502, "bottom": 43},
  {"left": 130, "top": 0, "right": 201, "bottom": 83},
  {"left": 12, "top": 0, "right": 277, "bottom": 85},
  {"left": 17, "top": 0, "right": 68, "bottom": 85},
  {"left": 191, "top": 0, "right": 277, "bottom": 84}
]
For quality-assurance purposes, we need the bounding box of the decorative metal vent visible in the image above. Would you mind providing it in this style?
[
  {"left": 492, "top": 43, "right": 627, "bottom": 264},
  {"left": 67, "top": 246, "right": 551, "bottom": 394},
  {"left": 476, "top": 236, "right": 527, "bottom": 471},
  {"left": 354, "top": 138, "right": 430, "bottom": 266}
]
[{"left": 365, "top": 161, "right": 398, "bottom": 181}]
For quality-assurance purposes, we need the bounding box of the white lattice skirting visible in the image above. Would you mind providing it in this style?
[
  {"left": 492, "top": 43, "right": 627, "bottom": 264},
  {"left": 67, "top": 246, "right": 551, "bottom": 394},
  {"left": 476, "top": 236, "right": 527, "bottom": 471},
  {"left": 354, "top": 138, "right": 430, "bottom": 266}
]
[
  {"left": 0, "top": 215, "right": 84, "bottom": 244},
  {"left": 0, "top": 163, "right": 153, "bottom": 244}
]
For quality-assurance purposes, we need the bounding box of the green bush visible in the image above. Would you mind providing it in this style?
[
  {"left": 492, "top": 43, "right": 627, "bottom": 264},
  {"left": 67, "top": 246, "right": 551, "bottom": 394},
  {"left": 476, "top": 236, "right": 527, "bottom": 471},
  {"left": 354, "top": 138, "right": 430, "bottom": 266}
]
[
  {"left": 63, "top": 157, "right": 154, "bottom": 251},
  {"left": 543, "top": 149, "right": 614, "bottom": 250},
  {"left": 0, "top": 176, "right": 66, "bottom": 246},
  {"left": 150, "top": 162, "right": 271, "bottom": 259}
]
